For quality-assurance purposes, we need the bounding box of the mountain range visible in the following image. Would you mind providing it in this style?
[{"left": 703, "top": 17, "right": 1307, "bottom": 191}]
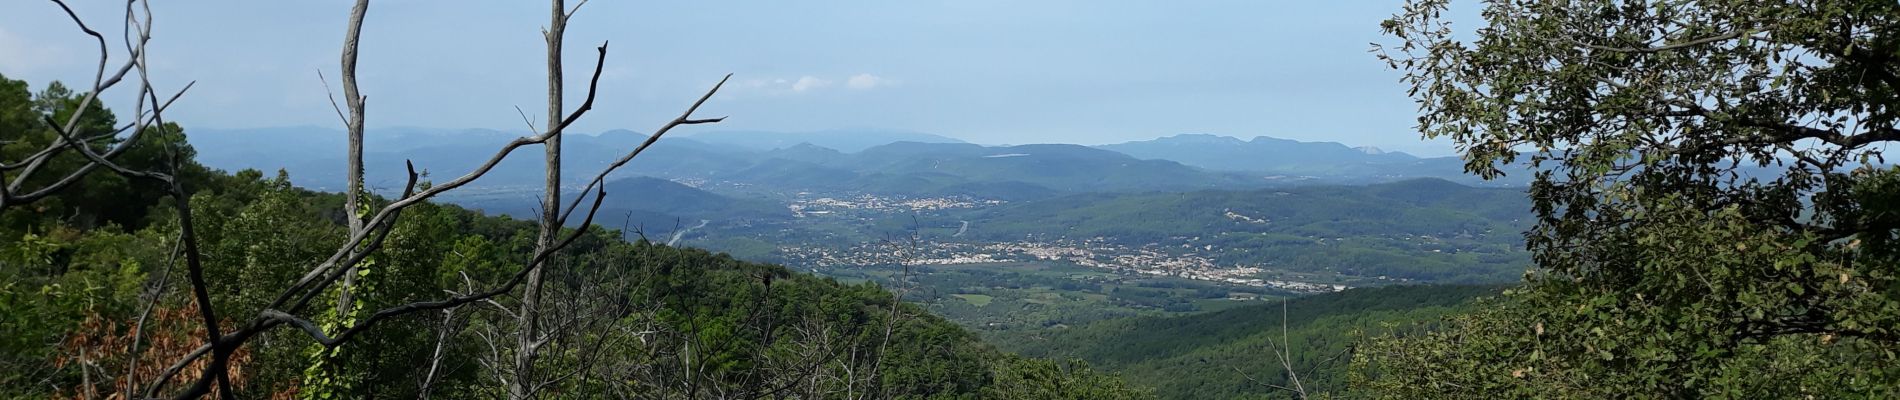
[
  {"left": 187, "top": 127, "right": 1512, "bottom": 198},
  {"left": 680, "top": 129, "right": 965, "bottom": 152},
  {"left": 1095, "top": 134, "right": 1486, "bottom": 184}
]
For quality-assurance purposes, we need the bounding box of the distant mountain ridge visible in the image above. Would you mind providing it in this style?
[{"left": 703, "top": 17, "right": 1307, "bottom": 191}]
[
  {"left": 452, "top": 175, "right": 790, "bottom": 239},
  {"left": 714, "top": 141, "right": 1258, "bottom": 199},
  {"left": 189, "top": 126, "right": 752, "bottom": 192},
  {"left": 185, "top": 127, "right": 1518, "bottom": 202},
  {"left": 848, "top": 141, "right": 1257, "bottom": 193},
  {"left": 1099, "top": 133, "right": 1421, "bottom": 163},
  {"left": 680, "top": 129, "right": 965, "bottom": 152},
  {"left": 1096, "top": 134, "right": 1495, "bottom": 184},
  {"left": 187, "top": 127, "right": 1269, "bottom": 199}
]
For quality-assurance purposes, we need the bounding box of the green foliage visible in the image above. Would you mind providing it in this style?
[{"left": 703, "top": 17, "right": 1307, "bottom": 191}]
[
  {"left": 299, "top": 207, "right": 369, "bottom": 400},
  {"left": 0, "top": 75, "right": 213, "bottom": 234},
  {"left": 1008, "top": 285, "right": 1497, "bottom": 399},
  {"left": 0, "top": 226, "right": 165, "bottom": 395},
  {"left": 0, "top": 73, "right": 189, "bottom": 396},
  {"left": 820, "top": 262, "right": 1273, "bottom": 339},
  {"left": 981, "top": 356, "right": 1154, "bottom": 400},
  {"left": 1360, "top": 0, "right": 1900, "bottom": 397}
]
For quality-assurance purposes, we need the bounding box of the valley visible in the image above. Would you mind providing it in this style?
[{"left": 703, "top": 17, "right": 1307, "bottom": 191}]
[
  {"left": 416, "top": 174, "right": 1527, "bottom": 357},
  {"left": 438, "top": 177, "right": 1527, "bottom": 287},
  {"left": 11, "top": 0, "right": 1890, "bottom": 396},
  {"left": 186, "top": 128, "right": 1535, "bottom": 346}
]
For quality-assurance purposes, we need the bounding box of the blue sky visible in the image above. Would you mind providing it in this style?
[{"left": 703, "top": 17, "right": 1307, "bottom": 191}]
[{"left": 0, "top": 1, "right": 1465, "bottom": 156}]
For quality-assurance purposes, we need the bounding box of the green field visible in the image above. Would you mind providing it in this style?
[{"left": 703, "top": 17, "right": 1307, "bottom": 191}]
[
  {"left": 813, "top": 261, "right": 1300, "bottom": 343},
  {"left": 952, "top": 293, "right": 995, "bottom": 306}
]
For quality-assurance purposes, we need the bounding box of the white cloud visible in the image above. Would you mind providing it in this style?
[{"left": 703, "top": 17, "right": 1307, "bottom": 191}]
[
  {"left": 845, "top": 73, "right": 892, "bottom": 90},
  {"left": 735, "top": 74, "right": 894, "bottom": 95},
  {"left": 790, "top": 76, "right": 831, "bottom": 92}
]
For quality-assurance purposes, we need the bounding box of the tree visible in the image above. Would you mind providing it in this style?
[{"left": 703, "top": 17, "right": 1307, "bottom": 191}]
[
  {"left": 1361, "top": 0, "right": 1900, "bottom": 397},
  {"left": 1, "top": 0, "right": 728, "bottom": 398},
  {"left": 982, "top": 357, "right": 1154, "bottom": 400}
]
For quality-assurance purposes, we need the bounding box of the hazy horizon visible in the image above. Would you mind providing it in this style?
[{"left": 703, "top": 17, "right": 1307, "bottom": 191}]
[
  {"left": 0, "top": 1, "right": 1471, "bottom": 156},
  {"left": 188, "top": 124, "right": 1455, "bottom": 157}
]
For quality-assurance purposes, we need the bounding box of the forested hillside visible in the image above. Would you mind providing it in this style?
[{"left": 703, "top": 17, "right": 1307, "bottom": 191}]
[
  {"left": 1008, "top": 285, "right": 1499, "bottom": 399},
  {"left": 453, "top": 175, "right": 791, "bottom": 231}
]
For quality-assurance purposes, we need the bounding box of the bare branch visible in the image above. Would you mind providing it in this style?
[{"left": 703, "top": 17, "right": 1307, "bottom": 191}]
[
  {"left": 1226, "top": 364, "right": 1304, "bottom": 394},
  {"left": 568, "top": 0, "right": 589, "bottom": 18},
  {"left": 1279, "top": 298, "right": 1308, "bottom": 398},
  {"left": 121, "top": 230, "right": 183, "bottom": 396},
  {"left": 320, "top": 184, "right": 610, "bottom": 348},
  {"left": 555, "top": 74, "right": 731, "bottom": 227},
  {"left": 317, "top": 69, "right": 350, "bottom": 126},
  {"left": 23, "top": 0, "right": 741, "bottom": 396},
  {"left": 2, "top": 1, "right": 181, "bottom": 205},
  {"left": 15, "top": 0, "right": 143, "bottom": 184},
  {"left": 262, "top": 310, "right": 338, "bottom": 346},
  {"left": 514, "top": 105, "right": 538, "bottom": 132},
  {"left": 552, "top": 42, "right": 609, "bottom": 133}
]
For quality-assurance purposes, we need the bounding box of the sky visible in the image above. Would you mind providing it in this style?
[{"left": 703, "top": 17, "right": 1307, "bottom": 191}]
[{"left": 0, "top": 1, "right": 1464, "bottom": 156}]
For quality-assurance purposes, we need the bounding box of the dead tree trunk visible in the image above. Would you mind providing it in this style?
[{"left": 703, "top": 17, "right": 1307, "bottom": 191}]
[
  {"left": 515, "top": 1, "right": 571, "bottom": 398},
  {"left": 336, "top": 0, "right": 370, "bottom": 330}
]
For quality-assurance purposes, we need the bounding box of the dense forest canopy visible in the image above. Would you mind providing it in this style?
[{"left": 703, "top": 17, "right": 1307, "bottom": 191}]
[
  {"left": 1014, "top": 285, "right": 1502, "bottom": 399},
  {"left": 1359, "top": 0, "right": 1900, "bottom": 397}
]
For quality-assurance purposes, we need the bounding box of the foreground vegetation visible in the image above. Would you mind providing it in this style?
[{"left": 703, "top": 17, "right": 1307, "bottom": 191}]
[
  {"left": 1013, "top": 285, "right": 1499, "bottom": 399},
  {"left": 1354, "top": 0, "right": 1900, "bottom": 397}
]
